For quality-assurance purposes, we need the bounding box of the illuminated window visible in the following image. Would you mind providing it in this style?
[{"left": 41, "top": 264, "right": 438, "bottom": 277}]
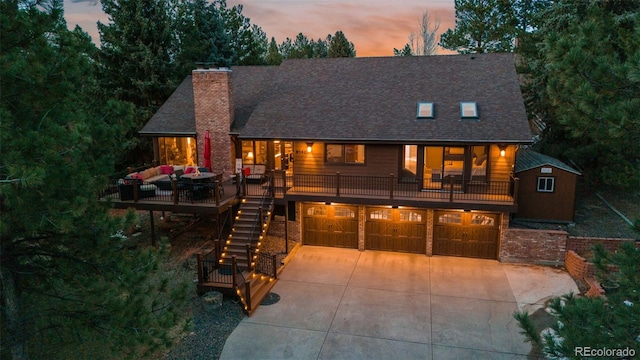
[
  {"left": 416, "top": 102, "right": 434, "bottom": 119},
  {"left": 306, "top": 206, "right": 327, "bottom": 216},
  {"left": 334, "top": 207, "right": 355, "bottom": 218},
  {"left": 399, "top": 210, "right": 422, "bottom": 222},
  {"left": 471, "top": 214, "right": 495, "bottom": 226},
  {"left": 370, "top": 209, "right": 392, "bottom": 220},
  {"left": 438, "top": 213, "right": 462, "bottom": 224},
  {"left": 158, "top": 137, "right": 197, "bottom": 165},
  {"left": 460, "top": 102, "right": 478, "bottom": 119},
  {"left": 326, "top": 144, "right": 365, "bottom": 164},
  {"left": 242, "top": 141, "right": 267, "bottom": 165}
]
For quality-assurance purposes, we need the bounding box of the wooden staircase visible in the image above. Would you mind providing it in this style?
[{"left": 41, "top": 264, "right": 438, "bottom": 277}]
[{"left": 219, "top": 195, "right": 277, "bottom": 315}]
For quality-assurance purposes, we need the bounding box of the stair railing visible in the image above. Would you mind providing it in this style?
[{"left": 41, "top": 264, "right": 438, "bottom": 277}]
[{"left": 244, "top": 173, "right": 274, "bottom": 271}]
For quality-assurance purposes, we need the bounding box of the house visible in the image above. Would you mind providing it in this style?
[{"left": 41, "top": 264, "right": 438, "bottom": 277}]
[
  {"left": 514, "top": 149, "right": 581, "bottom": 222},
  {"left": 141, "top": 53, "right": 533, "bottom": 260}
]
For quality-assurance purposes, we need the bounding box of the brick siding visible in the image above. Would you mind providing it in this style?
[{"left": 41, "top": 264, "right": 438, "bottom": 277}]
[
  {"left": 192, "top": 68, "right": 233, "bottom": 179},
  {"left": 500, "top": 228, "right": 567, "bottom": 266}
]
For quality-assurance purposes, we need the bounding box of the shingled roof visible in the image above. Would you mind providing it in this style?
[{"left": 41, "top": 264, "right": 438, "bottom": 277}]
[
  {"left": 141, "top": 54, "right": 531, "bottom": 143},
  {"left": 239, "top": 53, "right": 532, "bottom": 143},
  {"left": 515, "top": 149, "right": 582, "bottom": 175},
  {"left": 140, "top": 66, "right": 276, "bottom": 136}
]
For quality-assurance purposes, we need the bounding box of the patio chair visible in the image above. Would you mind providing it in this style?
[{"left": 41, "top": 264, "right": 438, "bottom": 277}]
[{"left": 183, "top": 177, "right": 208, "bottom": 202}]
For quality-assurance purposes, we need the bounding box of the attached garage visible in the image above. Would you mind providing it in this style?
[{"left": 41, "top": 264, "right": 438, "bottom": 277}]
[
  {"left": 433, "top": 211, "right": 500, "bottom": 259},
  {"left": 302, "top": 203, "right": 358, "bottom": 248},
  {"left": 366, "top": 207, "right": 426, "bottom": 254}
]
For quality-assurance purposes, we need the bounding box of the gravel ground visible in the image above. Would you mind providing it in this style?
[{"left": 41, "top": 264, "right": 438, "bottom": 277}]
[
  {"left": 511, "top": 189, "right": 640, "bottom": 239},
  {"left": 159, "top": 214, "right": 298, "bottom": 360}
]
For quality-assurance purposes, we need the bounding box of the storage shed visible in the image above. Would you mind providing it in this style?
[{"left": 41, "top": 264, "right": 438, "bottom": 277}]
[{"left": 515, "top": 149, "right": 581, "bottom": 222}]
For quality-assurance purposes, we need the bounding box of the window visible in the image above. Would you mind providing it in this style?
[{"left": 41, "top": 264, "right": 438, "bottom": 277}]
[
  {"left": 470, "top": 214, "right": 495, "bottom": 226},
  {"left": 370, "top": 209, "right": 391, "bottom": 220},
  {"left": 438, "top": 213, "right": 462, "bottom": 224},
  {"left": 325, "top": 144, "right": 365, "bottom": 164},
  {"left": 334, "top": 207, "right": 355, "bottom": 218},
  {"left": 402, "top": 145, "right": 418, "bottom": 177},
  {"left": 416, "top": 102, "right": 434, "bottom": 119},
  {"left": 537, "top": 177, "right": 555, "bottom": 192},
  {"left": 158, "top": 136, "right": 197, "bottom": 165},
  {"left": 242, "top": 140, "right": 267, "bottom": 165},
  {"left": 460, "top": 102, "right": 478, "bottom": 118},
  {"left": 306, "top": 206, "right": 327, "bottom": 216},
  {"left": 399, "top": 210, "right": 422, "bottom": 222}
]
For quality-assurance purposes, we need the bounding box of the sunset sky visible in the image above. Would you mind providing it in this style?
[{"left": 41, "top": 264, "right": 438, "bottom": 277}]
[{"left": 63, "top": 0, "right": 457, "bottom": 57}]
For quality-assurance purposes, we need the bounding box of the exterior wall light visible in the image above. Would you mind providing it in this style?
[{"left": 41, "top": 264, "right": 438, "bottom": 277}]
[
  {"left": 499, "top": 145, "right": 507, "bottom": 157},
  {"left": 306, "top": 142, "right": 314, "bottom": 153}
]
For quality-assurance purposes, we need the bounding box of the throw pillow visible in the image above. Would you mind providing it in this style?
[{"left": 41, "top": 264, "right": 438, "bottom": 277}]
[
  {"left": 132, "top": 173, "right": 144, "bottom": 181},
  {"left": 160, "top": 165, "right": 174, "bottom": 174},
  {"left": 185, "top": 167, "right": 195, "bottom": 174}
]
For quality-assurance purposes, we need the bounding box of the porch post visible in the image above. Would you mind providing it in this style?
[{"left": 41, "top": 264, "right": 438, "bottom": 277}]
[
  {"left": 336, "top": 172, "right": 341, "bottom": 197},
  {"left": 149, "top": 210, "right": 156, "bottom": 247},
  {"left": 389, "top": 173, "right": 395, "bottom": 199}
]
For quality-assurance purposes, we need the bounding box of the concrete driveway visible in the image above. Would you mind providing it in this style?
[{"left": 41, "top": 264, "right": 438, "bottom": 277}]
[{"left": 220, "top": 246, "right": 578, "bottom": 360}]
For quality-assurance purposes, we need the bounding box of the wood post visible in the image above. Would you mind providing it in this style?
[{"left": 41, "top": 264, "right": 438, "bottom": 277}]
[
  {"left": 513, "top": 177, "right": 519, "bottom": 205},
  {"left": 133, "top": 180, "right": 139, "bottom": 202},
  {"left": 389, "top": 173, "right": 395, "bottom": 199},
  {"left": 213, "top": 240, "right": 220, "bottom": 267},
  {"left": 272, "top": 254, "right": 277, "bottom": 279},
  {"left": 232, "top": 255, "right": 238, "bottom": 288},
  {"left": 246, "top": 244, "right": 252, "bottom": 271},
  {"left": 449, "top": 176, "right": 454, "bottom": 202},
  {"left": 172, "top": 177, "right": 179, "bottom": 204},
  {"left": 336, "top": 172, "right": 341, "bottom": 197},
  {"left": 281, "top": 170, "right": 287, "bottom": 195},
  {"left": 149, "top": 210, "right": 156, "bottom": 247},
  {"left": 245, "top": 281, "right": 252, "bottom": 312},
  {"left": 214, "top": 180, "right": 220, "bottom": 206},
  {"left": 196, "top": 254, "right": 203, "bottom": 284}
]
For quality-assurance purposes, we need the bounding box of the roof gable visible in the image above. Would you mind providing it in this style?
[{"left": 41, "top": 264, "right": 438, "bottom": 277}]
[{"left": 515, "top": 149, "right": 582, "bottom": 175}]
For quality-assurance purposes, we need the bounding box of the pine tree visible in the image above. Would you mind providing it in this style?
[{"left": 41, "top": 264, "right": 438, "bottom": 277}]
[
  {"left": 97, "top": 0, "right": 178, "bottom": 167},
  {"left": 515, "top": 242, "right": 640, "bottom": 358},
  {"left": 219, "top": 1, "right": 269, "bottom": 65},
  {"left": 173, "top": 0, "right": 232, "bottom": 73},
  {"left": 265, "top": 37, "right": 282, "bottom": 65},
  {"left": 439, "top": 0, "right": 518, "bottom": 53},
  {"left": 1, "top": 1, "right": 190, "bottom": 358},
  {"left": 328, "top": 30, "right": 356, "bottom": 58},
  {"left": 521, "top": 1, "right": 640, "bottom": 189},
  {"left": 393, "top": 44, "right": 414, "bottom": 56}
]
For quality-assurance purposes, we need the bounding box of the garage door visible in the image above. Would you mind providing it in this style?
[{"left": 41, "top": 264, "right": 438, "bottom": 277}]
[
  {"left": 366, "top": 207, "right": 426, "bottom": 254},
  {"left": 303, "top": 204, "right": 358, "bottom": 248},
  {"left": 433, "top": 211, "right": 500, "bottom": 259}
]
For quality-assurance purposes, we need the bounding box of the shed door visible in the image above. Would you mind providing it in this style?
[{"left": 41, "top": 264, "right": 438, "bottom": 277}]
[
  {"left": 303, "top": 204, "right": 358, "bottom": 249},
  {"left": 366, "top": 208, "right": 426, "bottom": 253},
  {"left": 433, "top": 211, "right": 499, "bottom": 259}
]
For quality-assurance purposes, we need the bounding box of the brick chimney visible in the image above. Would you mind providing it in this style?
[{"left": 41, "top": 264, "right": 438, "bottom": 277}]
[{"left": 192, "top": 67, "right": 233, "bottom": 177}]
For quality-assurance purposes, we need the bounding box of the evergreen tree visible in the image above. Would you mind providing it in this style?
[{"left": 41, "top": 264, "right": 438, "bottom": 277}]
[
  {"left": 439, "top": 0, "right": 518, "bottom": 53},
  {"left": 97, "top": 0, "right": 178, "bottom": 167},
  {"left": 393, "top": 44, "right": 414, "bottom": 56},
  {"left": 1, "top": 1, "right": 190, "bottom": 358},
  {"left": 521, "top": 1, "right": 640, "bottom": 189},
  {"left": 515, "top": 242, "right": 640, "bottom": 358},
  {"left": 265, "top": 36, "right": 282, "bottom": 65},
  {"left": 219, "top": 1, "right": 268, "bottom": 65},
  {"left": 173, "top": 0, "right": 232, "bottom": 73},
  {"left": 327, "top": 30, "right": 356, "bottom": 57}
]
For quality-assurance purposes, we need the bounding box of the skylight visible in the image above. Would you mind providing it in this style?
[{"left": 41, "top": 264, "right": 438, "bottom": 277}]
[
  {"left": 460, "top": 102, "right": 478, "bottom": 118},
  {"left": 417, "top": 102, "right": 434, "bottom": 119}
]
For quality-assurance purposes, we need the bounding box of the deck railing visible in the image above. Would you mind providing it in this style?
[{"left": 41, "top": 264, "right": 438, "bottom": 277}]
[
  {"left": 100, "top": 174, "right": 241, "bottom": 206},
  {"left": 274, "top": 171, "right": 518, "bottom": 204}
]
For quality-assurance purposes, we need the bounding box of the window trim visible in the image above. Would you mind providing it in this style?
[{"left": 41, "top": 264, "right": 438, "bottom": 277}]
[
  {"left": 537, "top": 177, "right": 555, "bottom": 193},
  {"left": 460, "top": 102, "right": 479, "bottom": 119},
  {"left": 416, "top": 102, "right": 434, "bottom": 119},
  {"left": 325, "top": 144, "right": 366, "bottom": 165}
]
